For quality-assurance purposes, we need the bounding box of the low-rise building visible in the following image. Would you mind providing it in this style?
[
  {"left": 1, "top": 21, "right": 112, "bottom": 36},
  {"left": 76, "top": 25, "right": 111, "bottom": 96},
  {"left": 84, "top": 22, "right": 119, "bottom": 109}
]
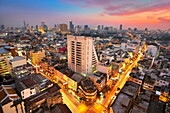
[
  {"left": 88, "top": 72, "right": 106, "bottom": 91},
  {"left": 0, "top": 85, "right": 25, "bottom": 113},
  {"left": 78, "top": 78, "right": 97, "bottom": 103},
  {"left": 24, "top": 84, "right": 62, "bottom": 113},
  {"left": 12, "top": 64, "right": 35, "bottom": 78},
  {"left": 9, "top": 56, "right": 27, "bottom": 68},
  {"left": 30, "top": 50, "right": 45, "bottom": 65},
  {"left": 111, "top": 81, "right": 140, "bottom": 113},
  {"left": 15, "top": 73, "right": 53, "bottom": 99},
  {"left": 70, "top": 73, "right": 85, "bottom": 91}
]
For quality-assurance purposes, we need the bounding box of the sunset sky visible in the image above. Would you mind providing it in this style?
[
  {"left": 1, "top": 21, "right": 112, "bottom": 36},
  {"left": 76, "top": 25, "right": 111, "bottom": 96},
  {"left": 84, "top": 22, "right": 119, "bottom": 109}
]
[{"left": 0, "top": 0, "right": 170, "bottom": 30}]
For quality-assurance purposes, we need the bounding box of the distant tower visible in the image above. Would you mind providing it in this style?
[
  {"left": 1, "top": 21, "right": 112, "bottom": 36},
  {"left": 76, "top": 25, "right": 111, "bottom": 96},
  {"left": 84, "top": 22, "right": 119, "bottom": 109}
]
[
  {"left": 0, "top": 25, "right": 5, "bottom": 30},
  {"left": 23, "top": 21, "right": 26, "bottom": 27},
  {"left": 104, "top": 27, "right": 109, "bottom": 31},
  {"left": 75, "top": 25, "right": 82, "bottom": 32},
  {"left": 108, "top": 26, "right": 113, "bottom": 31},
  {"left": 43, "top": 25, "right": 48, "bottom": 32},
  {"left": 59, "top": 24, "right": 68, "bottom": 32},
  {"left": 23, "top": 20, "right": 26, "bottom": 31},
  {"left": 36, "top": 25, "right": 38, "bottom": 31},
  {"left": 120, "top": 24, "right": 122, "bottom": 30},
  {"left": 102, "top": 25, "right": 104, "bottom": 30},
  {"left": 67, "top": 35, "right": 98, "bottom": 74},
  {"left": 84, "top": 25, "right": 88, "bottom": 30},
  {"left": 145, "top": 28, "right": 148, "bottom": 31},
  {"left": 31, "top": 26, "right": 34, "bottom": 31},
  {"left": 128, "top": 28, "right": 131, "bottom": 31},
  {"left": 97, "top": 25, "right": 100, "bottom": 30},
  {"left": 39, "top": 21, "right": 48, "bottom": 32},
  {"left": 69, "top": 20, "right": 74, "bottom": 32},
  {"left": 134, "top": 28, "right": 137, "bottom": 31}
]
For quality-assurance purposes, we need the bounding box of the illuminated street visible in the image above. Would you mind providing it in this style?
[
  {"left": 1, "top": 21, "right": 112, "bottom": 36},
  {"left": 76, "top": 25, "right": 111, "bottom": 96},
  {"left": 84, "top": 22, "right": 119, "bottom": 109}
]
[
  {"left": 1, "top": 1, "right": 170, "bottom": 112},
  {"left": 38, "top": 44, "right": 146, "bottom": 113}
]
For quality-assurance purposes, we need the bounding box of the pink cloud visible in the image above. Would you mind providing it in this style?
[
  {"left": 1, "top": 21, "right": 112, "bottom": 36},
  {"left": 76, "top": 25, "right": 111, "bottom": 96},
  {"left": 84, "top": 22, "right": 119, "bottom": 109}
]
[
  {"left": 63, "top": 0, "right": 170, "bottom": 17},
  {"left": 104, "top": 2, "right": 170, "bottom": 16},
  {"left": 158, "top": 17, "right": 170, "bottom": 23},
  {"left": 99, "top": 13, "right": 105, "bottom": 16}
]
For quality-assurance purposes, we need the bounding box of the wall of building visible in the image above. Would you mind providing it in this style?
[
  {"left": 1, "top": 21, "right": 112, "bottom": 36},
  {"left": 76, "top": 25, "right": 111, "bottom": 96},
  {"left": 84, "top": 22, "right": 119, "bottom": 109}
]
[
  {"left": 2, "top": 101, "right": 25, "bottom": 113},
  {"left": 21, "top": 88, "right": 36, "bottom": 99},
  {"left": 154, "top": 79, "right": 169, "bottom": 87},
  {"left": 30, "top": 51, "right": 45, "bottom": 65},
  {"left": 0, "top": 57, "right": 11, "bottom": 75},
  {"left": 54, "top": 69, "right": 77, "bottom": 90},
  {"left": 67, "top": 36, "right": 98, "bottom": 74},
  {"left": 11, "top": 59, "right": 27, "bottom": 68}
]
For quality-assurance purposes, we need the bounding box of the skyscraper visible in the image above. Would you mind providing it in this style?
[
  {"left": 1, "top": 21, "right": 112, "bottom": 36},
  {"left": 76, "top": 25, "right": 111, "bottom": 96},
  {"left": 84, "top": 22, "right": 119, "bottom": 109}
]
[
  {"left": 101, "top": 25, "right": 104, "bottom": 30},
  {"left": 134, "top": 28, "right": 137, "bottom": 31},
  {"left": 39, "top": 21, "right": 48, "bottom": 33},
  {"left": 120, "top": 24, "right": 122, "bottom": 30},
  {"left": 104, "top": 27, "right": 109, "bottom": 31},
  {"left": 0, "top": 25, "right": 5, "bottom": 30},
  {"left": 128, "top": 28, "right": 131, "bottom": 31},
  {"left": 59, "top": 24, "right": 68, "bottom": 32},
  {"left": 23, "top": 20, "right": 26, "bottom": 31},
  {"left": 97, "top": 25, "right": 100, "bottom": 30},
  {"left": 75, "top": 25, "right": 82, "bottom": 32},
  {"left": 67, "top": 36, "right": 98, "bottom": 74},
  {"left": 43, "top": 25, "right": 48, "bottom": 32},
  {"left": 84, "top": 25, "right": 88, "bottom": 31},
  {"left": 69, "top": 20, "right": 74, "bottom": 32},
  {"left": 36, "top": 25, "right": 38, "bottom": 31}
]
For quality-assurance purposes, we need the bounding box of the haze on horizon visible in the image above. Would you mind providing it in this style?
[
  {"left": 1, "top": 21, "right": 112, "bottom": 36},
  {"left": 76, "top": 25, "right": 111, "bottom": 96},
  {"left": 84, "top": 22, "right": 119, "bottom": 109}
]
[{"left": 0, "top": 0, "right": 170, "bottom": 30}]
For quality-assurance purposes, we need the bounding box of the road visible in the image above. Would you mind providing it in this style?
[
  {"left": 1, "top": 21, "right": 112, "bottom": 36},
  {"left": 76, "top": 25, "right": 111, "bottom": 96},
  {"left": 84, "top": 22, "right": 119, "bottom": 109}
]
[{"left": 86, "top": 48, "right": 143, "bottom": 113}]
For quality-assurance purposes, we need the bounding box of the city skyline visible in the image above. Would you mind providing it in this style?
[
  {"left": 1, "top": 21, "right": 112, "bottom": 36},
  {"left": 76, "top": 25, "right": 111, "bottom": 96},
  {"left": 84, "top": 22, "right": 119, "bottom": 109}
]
[{"left": 0, "top": 0, "right": 170, "bottom": 30}]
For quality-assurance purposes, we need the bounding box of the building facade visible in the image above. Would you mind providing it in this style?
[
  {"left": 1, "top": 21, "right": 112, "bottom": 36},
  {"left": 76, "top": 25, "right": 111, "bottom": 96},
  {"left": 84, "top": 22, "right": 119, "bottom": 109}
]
[
  {"left": 0, "top": 48, "right": 11, "bottom": 76},
  {"left": 59, "top": 24, "right": 68, "bottom": 32},
  {"left": 69, "top": 20, "right": 74, "bottom": 32},
  {"left": 30, "top": 50, "right": 45, "bottom": 65},
  {"left": 67, "top": 36, "right": 98, "bottom": 74}
]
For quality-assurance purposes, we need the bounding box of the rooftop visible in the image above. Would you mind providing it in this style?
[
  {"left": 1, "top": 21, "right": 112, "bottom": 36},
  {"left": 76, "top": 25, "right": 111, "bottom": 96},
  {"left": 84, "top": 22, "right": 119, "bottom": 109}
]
[
  {"left": 10, "top": 56, "right": 25, "bottom": 62},
  {"left": 80, "top": 78, "right": 97, "bottom": 93},
  {"left": 0, "top": 48, "right": 10, "bottom": 54},
  {"left": 55, "top": 65, "right": 74, "bottom": 77},
  {"left": 147, "top": 100, "right": 165, "bottom": 113},
  {"left": 21, "top": 78, "right": 37, "bottom": 88},
  {"left": 24, "top": 84, "right": 60, "bottom": 104},
  {"left": 71, "top": 73, "right": 84, "bottom": 83},
  {"left": 0, "top": 85, "right": 20, "bottom": 105},
  {"left": 112, "top": 93, "right": 131, "bottom": 113}
]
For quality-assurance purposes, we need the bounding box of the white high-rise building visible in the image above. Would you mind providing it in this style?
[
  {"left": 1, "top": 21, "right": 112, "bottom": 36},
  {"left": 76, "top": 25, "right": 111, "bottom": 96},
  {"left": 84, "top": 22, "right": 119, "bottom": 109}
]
[{"left": 67, "top": 35, "right": 98, "bottom": 74}]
